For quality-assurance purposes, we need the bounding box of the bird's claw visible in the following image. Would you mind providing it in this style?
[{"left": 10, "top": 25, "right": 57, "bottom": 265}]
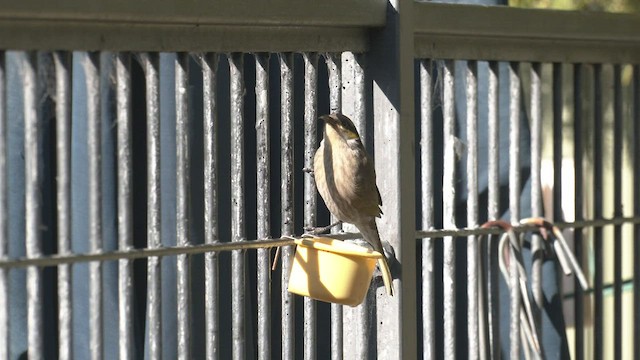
[
  {"left": 373, "top": 266, "right": 383, "bottom": 278},
  {"left": 382, "top": 241, "right": 396, "bottom": 262},
  {"left": 302, "top": 167, "right": 314, "bottom": 176}
]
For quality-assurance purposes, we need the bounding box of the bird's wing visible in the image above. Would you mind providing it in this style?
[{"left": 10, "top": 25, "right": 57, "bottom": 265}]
[{"left": 351, "top": 156, "right": 383, "bottom": 218}]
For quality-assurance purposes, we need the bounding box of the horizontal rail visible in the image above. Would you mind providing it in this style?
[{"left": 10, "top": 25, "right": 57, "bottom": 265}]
[
  {"left": 0, "top": 22, "right": 369, "bottom": 52},
  {"left": 417, "top": 216, "right": 640, "bottom": 238},
  {"left": 0, "top": 238, "right": 296, "bottom": 269},
  {"left": 413, "top": 2, "right": 640, "bottom": 63},
  {"left": 0, "top": 0, "right": 382, "bottom": 51},
  {"left": 0, "top": 0, "right": 386, "bottom": 27},
  {"left": 0, "top": 216, "right": 638, "bottom": 269}
]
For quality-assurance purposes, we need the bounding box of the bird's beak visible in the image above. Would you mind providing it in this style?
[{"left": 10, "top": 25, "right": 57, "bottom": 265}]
[{"left": 319, "top": 114, "right": 337, "bottom": 126}]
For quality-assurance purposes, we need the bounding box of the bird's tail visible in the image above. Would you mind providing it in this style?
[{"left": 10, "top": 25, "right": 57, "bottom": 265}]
[
  {"left": 359, "top": 218, "right": 395, "bottom": 296},
  {"left": 377, "top": 257, "right": 394, "bottom": 297}
]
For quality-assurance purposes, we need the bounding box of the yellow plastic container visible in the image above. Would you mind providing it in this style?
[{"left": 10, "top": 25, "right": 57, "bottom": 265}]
[{"left": 287, "top": 237, "right": 382, "bottom": 307}]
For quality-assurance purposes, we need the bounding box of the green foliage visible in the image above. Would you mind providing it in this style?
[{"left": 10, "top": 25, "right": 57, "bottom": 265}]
[{"left": 510, "top": 0, "right": 640, "bottom": 12}]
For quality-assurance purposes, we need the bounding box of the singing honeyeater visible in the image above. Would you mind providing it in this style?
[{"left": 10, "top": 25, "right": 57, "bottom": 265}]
[{"left": 313, "top": 113, "right": 394, "bottom": 296}]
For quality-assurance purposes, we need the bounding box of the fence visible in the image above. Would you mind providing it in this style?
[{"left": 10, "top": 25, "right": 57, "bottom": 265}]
[{"left": 0, "top": 0, "right": 638, "bottom": 359}]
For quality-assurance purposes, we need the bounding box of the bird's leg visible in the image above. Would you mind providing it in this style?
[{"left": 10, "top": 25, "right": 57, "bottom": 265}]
[
  {"left": 304, "top": 221, "right": 343, "bottom": 235},
  {"left": 302, "top": 167, "right": 314, "bottom": 177}
]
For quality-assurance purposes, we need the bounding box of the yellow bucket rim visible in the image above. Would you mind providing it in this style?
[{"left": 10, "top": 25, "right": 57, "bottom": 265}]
[{"left": 294, "top": 237, "right": 383, "bottom": 259}]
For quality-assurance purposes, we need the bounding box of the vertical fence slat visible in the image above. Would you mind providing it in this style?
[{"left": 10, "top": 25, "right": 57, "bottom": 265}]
[
  {"left": 0, "top": 52, "right": 6, "bottom": 360},
  {"left": 303, "top": 52, "right": 318, "bottom": 360},
  {"left": 326, "top": 53, "right": 343, "bottom": 116},
  {"left": 530, "top": 62, "right": 543, "bottom": 327},
  {"left": 573, "top": 63, "right": 584, "bottom": 360},
  {"left": 325, "top": 52, "right": 344, "bottom": 360},
  {"left": 420, "top": 59, "right": 435, "bottom": 360},
  {"left": 229, "top": 52, "right": 246, "bottom": 360},
  {"left": 488, "top": 62, "right": 499, "bottom": 221},
  {"left": 116, "top": 52, "right": 133, "bottom": 360},
  {"left": 486, "top": 60, "right": 500, "bottom": 360},
  {"left": 508, "top": 61, "right": 521, "bottom": 360},
  {"left": 84, "top": 51, "right": 103, "bottom": 360},
  {"left": 255, "top": 52, "right": 271, "bottom": 360},
  {"left": 613, "top": 63, "right": 623, "bottom": 360},
  {"left": 175, "top": 52, "right": 191, "bottom": 360},
  {"left": 442, "top": 59, "right": 456, "bottom": 360},
  {"left": 551, "top": 62, "right": 564, "bottom": 358},
  {"left": 552, "top": 63, "right": 563, "bottom": 222},
  {"left": 341, "top": 52, "right": 366, "bottom": 140},
  {"left": 508, "top": 63, "right": 521, "bottom": 224},
  {"left": 280, "top": 52, "right": 296, "bottom": 360},
  {"left": 203, "top": 53, "right": 220, "bottom": 360},
  {"left": 593, "top": 63, "right": 603, "bottom": 360},
  {"left": 141, "top": 52, "right": 162, "bottom": 360},
  {"left": 24, "top": 51, "right": 43, "bottom": 359},
  {"left": 634, "top": 64, "right": 640, "bottom": 360},
  {"left": 54, "top": 51, "right": 72, "bottom": 360},
  {"left": 0, "top": 51, "right": 5, "bottom": 360},
  {"left": 466, "top": 60, "right": 479, "bottom": 360}
]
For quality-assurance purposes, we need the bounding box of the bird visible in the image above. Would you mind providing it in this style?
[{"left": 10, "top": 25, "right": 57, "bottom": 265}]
[{"left": 313, "top": 112, "right": 394, "bottom": 296}]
